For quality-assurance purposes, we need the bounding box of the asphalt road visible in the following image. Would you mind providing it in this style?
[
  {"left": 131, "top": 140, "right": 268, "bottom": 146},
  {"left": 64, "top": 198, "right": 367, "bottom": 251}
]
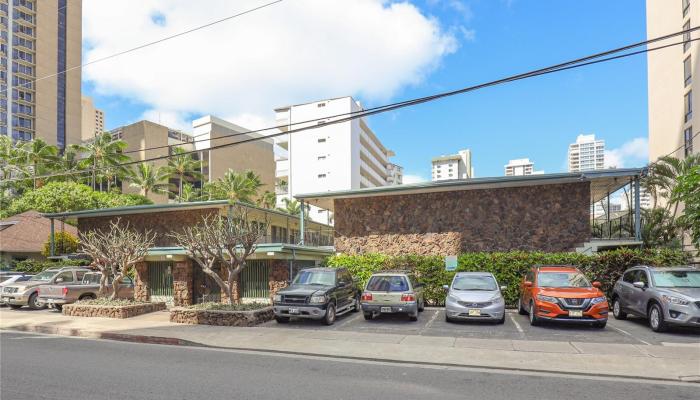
[
  {"left": 2, "top": 331, "right": 697, "bottom": 400},
  {"left": 259, "top": 308, "right": 700, "bottom": 345}
]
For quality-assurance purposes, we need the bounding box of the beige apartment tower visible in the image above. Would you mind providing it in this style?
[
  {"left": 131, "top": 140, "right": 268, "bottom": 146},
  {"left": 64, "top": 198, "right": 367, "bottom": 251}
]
[
  {"left": 80, "top": 95, "right": 103, "bottom": 140},
  {"left": 647, "top": 0, "right": 699, "bottom": 160},
  {"left": 1, "top": 0, "right": 82, "bottom": 150}
]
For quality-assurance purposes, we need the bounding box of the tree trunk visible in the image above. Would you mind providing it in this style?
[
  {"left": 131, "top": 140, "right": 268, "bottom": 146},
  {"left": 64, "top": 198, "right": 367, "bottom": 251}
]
[
  {"left": 179, "top": 175, "right": 183, "bottom": 200},
  {"left": 98, "top": 271, "right": 108, "bottom": 297},
  {"left": 201, "top": 267, "right": 230, "bottom": 304},
  {"left": 110, "top": 275, "right": 122, "bottom": 300}
]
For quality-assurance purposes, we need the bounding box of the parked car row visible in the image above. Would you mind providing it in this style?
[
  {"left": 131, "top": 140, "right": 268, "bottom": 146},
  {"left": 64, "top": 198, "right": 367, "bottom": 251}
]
[
  {"left": 272, "top": 265, "right": 700, "bottom": 333},
  {"left": 1, "top": 266, "right": 134, "bottom": 310}
]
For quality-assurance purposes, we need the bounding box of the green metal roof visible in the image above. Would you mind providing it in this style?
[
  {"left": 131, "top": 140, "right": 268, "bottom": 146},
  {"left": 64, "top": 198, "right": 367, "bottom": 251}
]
[{"left": 145, "top": 243, "right": 333, "bottom": 257}]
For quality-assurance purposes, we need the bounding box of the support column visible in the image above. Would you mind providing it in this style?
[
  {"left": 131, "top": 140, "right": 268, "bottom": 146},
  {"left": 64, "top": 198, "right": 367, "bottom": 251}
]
[
  {"left": 634, "top": 177, "right": 641, "bottom": 242},
  {"left": 49, "top": 218, "right": 55, "bottom": 257},
  {"left": 172, "top": 259, "right": 194, "bottom": 306},
  {"left": 299, "top": 200, "right": 305, "bottom": 245},
  {"left": 134, "top": 262, "right": 150, "bottom": 302}
]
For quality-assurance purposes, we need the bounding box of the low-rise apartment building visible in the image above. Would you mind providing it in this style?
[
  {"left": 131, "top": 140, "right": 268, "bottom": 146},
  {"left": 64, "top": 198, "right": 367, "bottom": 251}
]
[{"left": 504, "top": 158, "right": 543, "bottom": 176}]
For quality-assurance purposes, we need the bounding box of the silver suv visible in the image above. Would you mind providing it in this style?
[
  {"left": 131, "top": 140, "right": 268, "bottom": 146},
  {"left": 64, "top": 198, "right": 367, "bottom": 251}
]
[
  {"left": 611, "top": 265, "right": 700, "bottom": 332},
  {"left": 1, "top": 267, "right": 90, "bottom": 310}
]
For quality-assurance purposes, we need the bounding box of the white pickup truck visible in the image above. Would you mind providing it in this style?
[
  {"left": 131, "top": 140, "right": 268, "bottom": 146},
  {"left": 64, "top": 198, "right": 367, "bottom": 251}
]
[{"left": 38, "top": 272, "right": 135, "bottom": 310}]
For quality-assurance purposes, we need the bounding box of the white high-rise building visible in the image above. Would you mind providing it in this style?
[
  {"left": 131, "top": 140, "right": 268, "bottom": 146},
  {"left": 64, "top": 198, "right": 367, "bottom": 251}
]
[
  {"left": 504, "top": 158, "right": 544, "bottom": 176},
  {"left": 431, "top": 149, "right": 473, "bottom": 181},
  {"left": 568, "top": 134, "right": 605, "bottom": 172},
  {"left": 273, "top": 96, "right": 401, "bottom": 223}
]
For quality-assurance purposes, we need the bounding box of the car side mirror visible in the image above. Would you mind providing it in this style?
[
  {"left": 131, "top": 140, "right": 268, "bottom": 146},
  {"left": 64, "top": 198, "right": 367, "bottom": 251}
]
[
  {"left": 500, "top": 285, "right": 507, "bottom": 291},
  {"left": 524, "top": 281, "right": 533, "bottom": 288},
  {"left": 632, "top": 281, "right": 646, "bottom": 289},
  {"left": 592, "top": 281, "right": 602, "bottom": 288}
]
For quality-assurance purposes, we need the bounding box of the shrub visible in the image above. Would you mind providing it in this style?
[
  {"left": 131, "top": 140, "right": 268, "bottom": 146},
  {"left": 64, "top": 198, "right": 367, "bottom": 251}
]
[
  {"left": 41, "top": 231, "right": 79, "bottom": 257},
  {"left": 187, "top": 302, "right": 269, "bottom": 311},
  {"left": 13, "top": 258, "right": 91, "bottom": 274},
  {"left": 327, "top": 249, "right": 689, "bottom": 306}
]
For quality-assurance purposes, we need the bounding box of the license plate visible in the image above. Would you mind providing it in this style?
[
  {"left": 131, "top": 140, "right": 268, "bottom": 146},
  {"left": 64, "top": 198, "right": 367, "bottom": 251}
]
[
  {"left": 380, "top": 307, "right": 392, "bottom": 313},
  {"left": 468, "top": 309, "right": 481, "bottom": 317},
  {"left": 569, "top": 310, "right": 583, "bottom": 317},
  {"left": 288, "top": 308, "right": 300, "bottom": 315}
]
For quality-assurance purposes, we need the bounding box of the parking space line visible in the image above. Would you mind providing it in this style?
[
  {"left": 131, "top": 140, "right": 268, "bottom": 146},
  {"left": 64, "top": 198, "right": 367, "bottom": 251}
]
[
  {"left": 419, "top": 310, "right": 440, "bottom": 335},
  {"left": 508, "top": 313, "right": 525, "bottom": 337},
  {"left": 331, "top": 311, "right": 362, "bottom": 330},
  {"left": 607, "top": 325, "right": 652, "bottom": 346}
]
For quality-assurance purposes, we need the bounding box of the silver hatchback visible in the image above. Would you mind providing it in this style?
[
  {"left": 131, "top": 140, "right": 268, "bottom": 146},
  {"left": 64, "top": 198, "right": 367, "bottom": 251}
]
[
  {"left": 444, "top": 272, "right": 506, "bottom": 323},
  {"left": 612, "top": 266, "right": 700, "bottom": 332}
]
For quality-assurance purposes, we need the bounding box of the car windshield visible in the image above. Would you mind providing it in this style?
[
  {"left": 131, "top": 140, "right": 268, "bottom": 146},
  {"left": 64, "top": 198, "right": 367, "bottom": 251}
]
[
  {"left": 293, "top": 271, "right": 335, "bottom": 286},
  {"left": 538, "top": 272, "right": 591, "bottom": 288},
  {"left": 652, "top": 270, "right": 700, "bottom": 288},
  {"left": 366, "top": 276, "right": 409, "bottom": 292},
  {"left": 452, "top": 275, "right": 497, "bottom": 291},
  {"left": 30, "top": 270, "right": 58, "bottom": 281}
]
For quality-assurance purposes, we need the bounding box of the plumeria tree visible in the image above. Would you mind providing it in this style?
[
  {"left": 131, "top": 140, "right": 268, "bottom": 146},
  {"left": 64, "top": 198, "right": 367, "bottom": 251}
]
[
  {"left": 79, "top": 219, "right": 156, "bottom": 299},
  {"left": 169, "top": 206, "right": 269, "bottom": 304}
]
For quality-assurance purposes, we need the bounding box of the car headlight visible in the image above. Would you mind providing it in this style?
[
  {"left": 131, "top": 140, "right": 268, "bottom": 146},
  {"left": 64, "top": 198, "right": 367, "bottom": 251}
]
[
  {"left": 537, "top": 294, "right": 558, "bottom": 303},
  {"left": 273, "top": 294, "right": 282, "bottom": 302},
  {"left": 447, "top": 294, "right": 460, "bottom": 303},
  {"left": 662, "top": 295, "right": 690, "bottom": 305},
  {"left": 309, "top": 295, "right": 327, "bottom": 304},
  {"left": 590, "top": 296, "right": 607, "bottom": 305},
  {"left": 490, "top": 295, "right": 505, "bottom": 303}
]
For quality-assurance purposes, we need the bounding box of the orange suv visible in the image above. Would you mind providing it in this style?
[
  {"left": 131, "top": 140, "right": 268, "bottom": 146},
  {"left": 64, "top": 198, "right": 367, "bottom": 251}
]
[{"left": 517, "top": 265, "right": 608, "bottom": 328}]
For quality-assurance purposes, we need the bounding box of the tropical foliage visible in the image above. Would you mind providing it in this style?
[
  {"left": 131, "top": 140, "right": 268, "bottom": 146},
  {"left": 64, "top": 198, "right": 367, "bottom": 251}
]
[
  {"left": 128, "top": 162, "right": 169, "bottom": 197},
  {"left": 41, "top": 231, "right": 80, "bottom": 257}
]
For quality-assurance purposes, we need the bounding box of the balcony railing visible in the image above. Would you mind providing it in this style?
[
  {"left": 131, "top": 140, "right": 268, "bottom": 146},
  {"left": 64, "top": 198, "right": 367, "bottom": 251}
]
[
  {"left": 591, "top": 212, "right": 642, "bottom": 240},
  {"left": 258, "top": 231, "right": 333, "bottom": 247}
]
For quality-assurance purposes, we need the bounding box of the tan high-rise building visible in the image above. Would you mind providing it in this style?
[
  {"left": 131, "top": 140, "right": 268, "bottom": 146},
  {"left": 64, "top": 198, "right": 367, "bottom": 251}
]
[
  {"left": 80, "top": 95, "right": 103, "bottom": 140},
  {"left": 647, "top": 0, "right": 699, "bottom": 160},
  {"left": 1, "top": 0, "right": 82, "bottom": 151}
]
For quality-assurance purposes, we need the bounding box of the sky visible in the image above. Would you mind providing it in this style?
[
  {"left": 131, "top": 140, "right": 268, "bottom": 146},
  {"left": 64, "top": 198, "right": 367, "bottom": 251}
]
[{"left": 81, "top": 0, "right": 650, "bottom": 182}]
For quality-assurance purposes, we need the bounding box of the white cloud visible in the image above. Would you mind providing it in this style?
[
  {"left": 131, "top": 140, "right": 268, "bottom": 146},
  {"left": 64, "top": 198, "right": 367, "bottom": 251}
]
[
  {"left": 459, "top": 26, "right": 476, "bottom": 41},
  {"left": 83, "top": 0, "right": 458, "bottom": 128},
  {"left": 605, "top": 137, "right": 649, "bottom": 168},
  {"left": 140, "top": 109, "right": 192, "bottom": 131},
  {"left": 402, "top": 174, "right": 428, "bottom": 184}
]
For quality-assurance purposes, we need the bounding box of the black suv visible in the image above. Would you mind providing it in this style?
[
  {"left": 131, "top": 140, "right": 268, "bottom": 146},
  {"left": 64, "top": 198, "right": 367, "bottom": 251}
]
[{"left": 272, "top": 267, "right": 360, "bottom": 325}]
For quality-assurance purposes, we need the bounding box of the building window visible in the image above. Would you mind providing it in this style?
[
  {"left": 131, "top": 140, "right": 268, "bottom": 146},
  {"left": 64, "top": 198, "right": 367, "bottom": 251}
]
[
  {"left": 685, "top": 56, "right": 692, "bottom": 87},
  {"left": 684, "top": 20, "right": 692, "bottom": 52},
  {"left": 684, "top": 0, "right": 690, "bottom": 16},
  {"left": 685, "top": 126, "right": 694, "bottom": 156},
  {"left": 685, "top": 90, "right": 693, "bottom": 122},
  {"left": 57, "top": 0, "right": 68, "bottom": 150},
  {"left": 317, "top": 138, "right": 326, "bottom": 143},
  {"left": 317, "top": 174, "right": 326, "bottom": 178},
  {"left": 317, "top": 102, "right": 326, "bottom": 108},
  {"left": 317, "top": 155, "right": 326, "bottom": 161}
]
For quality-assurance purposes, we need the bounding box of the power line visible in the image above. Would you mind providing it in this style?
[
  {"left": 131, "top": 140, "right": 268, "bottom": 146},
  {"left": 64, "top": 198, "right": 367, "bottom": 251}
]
[
  {"left": 116, "top": 25, "right": 700, "bottom": 157},
  {"left": 3, "top": 29, "right": 699, "bottom": 183},
  {"left": 2, "top": 0, "right": 283, "bottom": 96}
]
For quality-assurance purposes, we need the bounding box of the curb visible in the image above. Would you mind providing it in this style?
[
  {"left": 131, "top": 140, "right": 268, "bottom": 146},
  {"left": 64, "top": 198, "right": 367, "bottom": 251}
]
[{"left": 3, "top": 324, "right": 695, "bottom": 384}]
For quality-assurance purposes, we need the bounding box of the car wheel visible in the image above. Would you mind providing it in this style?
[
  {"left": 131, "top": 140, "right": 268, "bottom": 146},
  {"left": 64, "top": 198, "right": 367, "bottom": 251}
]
[
  {"left": 418, "top": 299, "right": 425, "bottom": 312},
  {"left": 517, "top": 298, "right": 527, "bottom": 315},
  {"left": 8, "top": 304, "right": 22, "bottom": 310},
  {"left": 79, "top": 294, "right": 96, "bottom": 301},
  {"left": 409, "top": 312, "right": 418, "bottom": 322},
  {"left": 275, "top": 316, "right": 290, "bottom": 324},
  {"left": 648, "top": 303, "right": 667, "bottom": 332},
  {"left": 593, "top": 320, "right": 607, "bottom": 329},
  {"left": 528, "top": 302, "right": 540, "bottom": 326},
  {"left": 54, "top": 304, "right": 63, "bottom": 312},
  {"left": 363, "top": 312, "right": 373, "bottom": 320},
  {"left": 612, "top": 298, "right": 627, "bottom": 320},
  {"left": 323, "top": 303, "right": 336, "bottom": 326},
  {"left": 445, "top": 313, "right": 453, "bottom": 323},
  {"left": 352, "top": 294, "right": 361, "bottom": 313},
  {"left": 28, "top": 292, "right": 44, "bottom": 310},
  {"left": 497, "top": 313, "right": 506, "bottom": 324}
]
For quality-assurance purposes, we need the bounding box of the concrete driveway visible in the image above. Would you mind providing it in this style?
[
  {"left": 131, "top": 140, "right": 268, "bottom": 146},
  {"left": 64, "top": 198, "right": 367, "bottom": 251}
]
[{"left": 259, "top": 308, "right": 700, "bottom": 346}]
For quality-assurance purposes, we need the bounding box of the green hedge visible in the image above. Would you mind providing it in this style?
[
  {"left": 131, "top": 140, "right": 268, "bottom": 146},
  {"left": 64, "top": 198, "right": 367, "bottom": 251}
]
[
  {"left": 327, "top": 249, "right": 689, "bottom": 306},
  {"left": 12, "top": 258, "right": 91, "bottom": 274}
]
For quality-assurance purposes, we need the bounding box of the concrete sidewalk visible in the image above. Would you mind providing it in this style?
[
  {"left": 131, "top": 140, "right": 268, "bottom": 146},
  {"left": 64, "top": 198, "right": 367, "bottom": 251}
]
[{"left": 1, "top": 308, "right": 699, "bottom": 382}]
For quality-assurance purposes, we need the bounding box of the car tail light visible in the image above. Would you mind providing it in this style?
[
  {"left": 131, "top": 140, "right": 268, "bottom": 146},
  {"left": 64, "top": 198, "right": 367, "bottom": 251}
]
[
  {"left": 401, "top": 293, "right": 415, "bottom": 302},
  {"left": 62, "top": 287, "right": 68, "bottom": 296},
  {"left": 361, "top": 292, "right": 372, "bottom": 301}
]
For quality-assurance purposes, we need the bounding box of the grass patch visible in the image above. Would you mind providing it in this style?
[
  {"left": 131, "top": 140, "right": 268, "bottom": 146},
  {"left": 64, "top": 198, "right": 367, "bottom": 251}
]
[
  {"left": 76, "top": 298, "right": 149, "bottom": 307},
  {"left": 187, "top": 302, "right": 269, "bottom": 311}
]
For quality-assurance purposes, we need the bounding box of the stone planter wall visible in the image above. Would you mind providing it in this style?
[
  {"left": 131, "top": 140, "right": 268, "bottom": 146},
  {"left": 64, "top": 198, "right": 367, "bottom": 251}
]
[
  {"left": 170, "top": 306, "right": 273, "bottom": 326},
  {"left": 63, "top": 302, "right": 166, "bottom": 319}
]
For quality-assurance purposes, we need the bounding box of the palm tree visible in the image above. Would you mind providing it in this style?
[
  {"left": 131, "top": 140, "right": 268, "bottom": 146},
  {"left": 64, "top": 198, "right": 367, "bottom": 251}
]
[
  {"left": 208, "top": 169, "right": 263, "bottom": 204},
  {"left": 78, "top": 132, "right": 129, "bottom": 191},
  {"left": 258, "top": 190, "right": 277, "bottom": 209},
  {"left": 175, "top": 182, "right": 201, "bottom": 203},
  {"left": 166, "top": 147, "right": 202, "bottom": 200},
  {"left": 280, "top": 198, "right": 309, "bottom": 217},
  {"left": 128, "top": 162, "right": 170, "bottom": 197},
  {"left": 54, "top": 145, "right": 87, "bottom": 183},
  {"left": 649, "top": 154, "right": 700, "bottom": 221},
  {"left": 18, "top": 138, "right": 59, "bottom": 189}
]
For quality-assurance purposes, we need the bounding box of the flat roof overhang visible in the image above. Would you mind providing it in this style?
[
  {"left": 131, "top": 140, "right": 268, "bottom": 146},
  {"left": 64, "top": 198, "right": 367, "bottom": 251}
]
[
  {"left": 144, "top": 244, "right": 334, "bottom": 261},
  {"left": 295, "top": 168, "right": 646, "bottom": 212}
]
